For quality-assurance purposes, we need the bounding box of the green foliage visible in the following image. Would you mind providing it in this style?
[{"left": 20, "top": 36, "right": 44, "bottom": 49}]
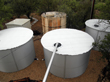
[
  {"left": 95, "top": 2, "right": 105, "bottom": 11},
  {"left": 94, "top": 0, "right": 110, "bottom": 20},
  {"left": 93, "top": 1, "right": 110, "bottom": 81},
  {"left": 93, "top": 34, "right": 110, "bottom": 82},
  {"left": 94, "top": 35, "right": 110, "bottom": 61},
  {"left": 37, "top": 0, "right": 91, "bottom": 29},
  {"left": 100, "top": 0, "right": 110, "bottom": 20},
  {"left": 0, "top": 0, "right": 13, "bottom": 29},
  {"left": 58, "top": 0, "right": 91, "bottom": 29},
  {"left": 95, "top": 0, "right": 106, "bottom": 3},
  {"left": 11, "top": 0, "right": 38, "bottom": 18},
  {"left": 94, "top": 2, "right": 105, "bottom": 18},
  {"left": 57, "top": 0, "right": 76, "bottom": 28},
  {"left": 73, "top": 0, "right": 91, "bottom": 29},
  {"left": 93, "top": 34, "right": 110, "bottom": 61},
  {"left": 36, "top": 0, "right": 60, "bottom": 14}
]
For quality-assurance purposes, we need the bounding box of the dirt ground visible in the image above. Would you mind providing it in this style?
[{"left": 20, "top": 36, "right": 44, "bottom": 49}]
[{"left": 0, "top": 13, "right": 108, "bottom": 82}]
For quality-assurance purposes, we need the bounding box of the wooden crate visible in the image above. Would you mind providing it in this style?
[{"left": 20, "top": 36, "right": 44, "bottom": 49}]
[{"left": 41, "top": 11, "right": 66, "bottom": 34}]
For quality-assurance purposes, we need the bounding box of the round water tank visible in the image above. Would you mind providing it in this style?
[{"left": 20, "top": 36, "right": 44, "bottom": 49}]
[
  {"left": 85, "top": 19, "right": 110, "bottom": 50},
  {"left": 0, "top": 27, "right": 35, "bottom": 72},
  {"left": 41, "top": 28, "right": 94, "bottom": 78},
  {"left": 41, "top": 11, "right": 66, "bottom": 34}
]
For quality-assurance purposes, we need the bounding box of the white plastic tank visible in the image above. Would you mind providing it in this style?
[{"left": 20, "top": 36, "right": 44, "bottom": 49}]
[
  {"left": 5, "top": 18, "right": 31, "bottom": 29},
  {"left": 0, "top": 27, "right": 35, "bottom": 72},
  {"left": 41, "top": 28, "right": 94, "bottom": 78},
  {"left": 85, "top": 19, "right": 110, "bottom": 43}
]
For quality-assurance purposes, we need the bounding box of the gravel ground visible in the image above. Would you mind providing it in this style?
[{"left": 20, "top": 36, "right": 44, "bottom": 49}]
[{"left": 0, "top": 13, "right": 107, "bottom": 82}]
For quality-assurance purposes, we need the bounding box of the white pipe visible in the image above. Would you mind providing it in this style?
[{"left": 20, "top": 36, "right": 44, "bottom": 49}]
[
  {"left": 23, "top": 15, "right": 38, "bottom": 26},
  {"left": 43, "top": 43, "right": 59, "bottom": 82},
  {"left": 31, "top": 17, "right": 38, "bottom": 26}
]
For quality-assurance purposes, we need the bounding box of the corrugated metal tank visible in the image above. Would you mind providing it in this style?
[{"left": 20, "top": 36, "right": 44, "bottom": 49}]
[
  {"left": 41, "top": 28, "right": 94, "bottom": 78},
  {"left": 0, "top": 27, "right": 35, "bottom": 72}
]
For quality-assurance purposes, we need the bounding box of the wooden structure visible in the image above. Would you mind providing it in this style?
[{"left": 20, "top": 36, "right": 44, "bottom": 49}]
[{"left": 41, "top": 11, "right": 66, "bottom": 34}]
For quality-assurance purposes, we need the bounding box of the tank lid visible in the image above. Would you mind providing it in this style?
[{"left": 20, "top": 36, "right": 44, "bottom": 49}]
[
  {"left": 85, "top": 19, "right": 110, "bottom": 32},
  {"left": 41, "top": 28, "right": 94, "bottom": 55},
  {"left": 5, "top": 18, "right": 30, "bottom": 26},
  {"left": 0, "top": 27, "right": 33, "bottom": 50}
]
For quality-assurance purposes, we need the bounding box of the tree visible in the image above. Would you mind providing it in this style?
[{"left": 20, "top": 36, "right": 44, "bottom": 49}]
[
  {"left": 0, "top": 0, "right": 13, "bottom": 29},
  {"left": 93, "top": 34, "right": 110, "bottom": 82},
  {"left": 11, "top": 0, "right": 38, "bottom": 19},
  {"left": 94, "top": 0, "right": 110, "bottom": 19},
  {"left": 57, "top": 0, "right": 76, "bottom": 28},
  {"left": 58, "top": 0, "right": 91, "bottom": 29},
  {"left": 36, "top": 0, "right": 60, "bottom": 14},
  {"left": 93, "top": 1, "right": 110, "bottom": 81},
  {"left": 100, "top": 0, "right": 110, "bottom": 20}
]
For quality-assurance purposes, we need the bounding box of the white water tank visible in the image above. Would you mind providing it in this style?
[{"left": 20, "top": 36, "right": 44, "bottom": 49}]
[
  {"left": 5, "top": 18, "right": 31, "bottom": 29},
  {"left": 0, "top": 27, "right": 35, "bottom": 72},
  {"left": 85, "top": 19, "right": 110, "bottom": 42},
  {"left": 41, "top": 28, "right": 94, "bottom": 78}
]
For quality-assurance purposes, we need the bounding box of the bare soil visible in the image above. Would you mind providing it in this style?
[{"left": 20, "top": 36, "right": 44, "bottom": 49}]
[{"left": 0, "top": 13, "right": 108, "bottom": 82}]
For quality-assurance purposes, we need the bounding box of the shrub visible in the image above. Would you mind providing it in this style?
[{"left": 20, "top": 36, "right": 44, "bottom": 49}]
[
  {"left": 36, "top": 0, "right": 60, "bottom": 14},
  {"left": 93, "top": 1, "right": 110, "bottom": 81},
  {"left": 94, "top": 0, "right": 110, "bottom": 20},
  {"left": 95, "top": 2, "right": 105, "bottom": 11},
  {"left": 100, "top": 0, "right": 110, "bottom": 20},
  {"left": 0, "top": 0, "right": 13, "bottom": 29},
  {"left": 93, "top": 34, "right": 110, "bottom": 82},
  {"left": 58, "top": 0, "right": 91, "bottom": 29},
  {"left": 11, "top": 0, "right": 38, "bottom": 19}
]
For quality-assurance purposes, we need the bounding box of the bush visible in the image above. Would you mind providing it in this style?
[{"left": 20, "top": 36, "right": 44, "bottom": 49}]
[
  {"left": 36, "top": 0, "right": 60, "bottom": 14},
  {"left": 94, "top": 0, "right": 110, "bottom": 20},
  {"left": 37, "top": 0, "right": 91, "bottom": 29},
  {"left": 100, "top": 0, "right": 110, "bottom": 20},
  {"left": 0, "top": 0, "right": 13, "bottom": 29},
  {"left": 57, "top": 0, "right": 76, "bottom": 28},
  {"left": 93, "top": 34, "right": 110, "bottom": 82},
  {"left": 93, "top": 1, "right": 110, "bottom": 81},
  {"left": 95, "top": 2, "right": 105, "bottom": 11},
  {"left": 58, "top": 0, "right": 91, "bottom": 29},
  {"left": 11, "top": 0, "right": 38, "bottom": 19}
]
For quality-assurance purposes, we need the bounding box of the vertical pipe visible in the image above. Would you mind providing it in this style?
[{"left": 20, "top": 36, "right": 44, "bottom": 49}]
[
  {"left": 43, "top": 43, "right": 59, "bottom": 82},
  {"left": 90, "top": 0, "right": 95, "bottom": 19}
]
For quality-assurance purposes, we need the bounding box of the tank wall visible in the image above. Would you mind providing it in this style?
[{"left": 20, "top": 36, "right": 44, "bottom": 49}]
[
  {"left": 65, "top": 51, "right": 90, "bottom": 69},
  {"left": 43, "top": 48, "right": 65, "bottom": 68},
  {"left": 65, "top": 63, "right": 88, "bottom": 78},
  {"left": 86, "top": 26, "right": 110, "bottom": 50},
  {"left": 12, "top": 38, "right": 36, "bottom": 70},
  {"left": 98, "top": 31, "right": 110, "bottom": 42},
  {"left": 43, "top": 48, "right": 91, "bottom": 78},
  {"left": 86, "top": 26, "right": 110, "bottom": 42},
  {"left": 0, "top": 51, "right": 18, "bottom": 72},
  {"left": 86, "top": 26, "right": 98, "bottom": 41},
  {"left": 0, "top": 38, "right": 36, "bottom": 72}
]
